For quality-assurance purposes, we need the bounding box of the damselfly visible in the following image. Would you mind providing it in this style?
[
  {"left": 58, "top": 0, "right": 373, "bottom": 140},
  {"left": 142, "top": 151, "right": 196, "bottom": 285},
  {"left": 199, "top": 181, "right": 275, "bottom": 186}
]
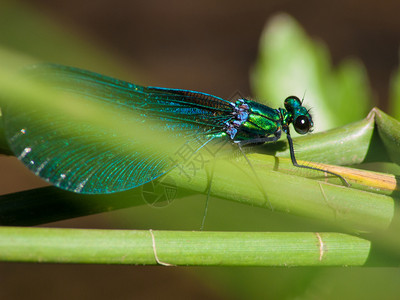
[{"left": 2, "top": 64, "right": 348, "bottom": 194}]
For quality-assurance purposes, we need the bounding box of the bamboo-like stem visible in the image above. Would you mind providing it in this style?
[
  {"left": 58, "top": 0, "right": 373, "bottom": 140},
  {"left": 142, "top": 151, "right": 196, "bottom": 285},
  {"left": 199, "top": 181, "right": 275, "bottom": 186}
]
[{"left": 0, "top": 227, "right": 370, "bottom": 266}]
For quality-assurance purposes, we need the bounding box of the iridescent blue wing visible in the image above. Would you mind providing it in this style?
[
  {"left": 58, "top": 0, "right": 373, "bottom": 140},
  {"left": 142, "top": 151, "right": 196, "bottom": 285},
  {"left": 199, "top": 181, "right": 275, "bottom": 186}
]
[{"left": 3, "top": 64, "right": 234, "bottom": 193}]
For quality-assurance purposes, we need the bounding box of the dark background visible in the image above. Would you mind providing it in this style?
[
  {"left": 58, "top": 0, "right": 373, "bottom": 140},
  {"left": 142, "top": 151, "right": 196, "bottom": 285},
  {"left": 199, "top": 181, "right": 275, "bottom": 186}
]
[
  {"left": 23, "top": 0, "right": 400, "bottom": 107},
  {"left": 1, "top": 0, "right": 400, "bottom": 299}
]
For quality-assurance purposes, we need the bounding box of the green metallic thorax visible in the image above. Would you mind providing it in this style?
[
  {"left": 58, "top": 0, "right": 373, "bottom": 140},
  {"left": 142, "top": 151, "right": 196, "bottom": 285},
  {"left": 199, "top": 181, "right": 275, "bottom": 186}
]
[
  {"left": 233, "top": 99, "right": 287, "bottom": 141},
  {"left": 232, "top": 96, "right": 313, "bottom": 142}
]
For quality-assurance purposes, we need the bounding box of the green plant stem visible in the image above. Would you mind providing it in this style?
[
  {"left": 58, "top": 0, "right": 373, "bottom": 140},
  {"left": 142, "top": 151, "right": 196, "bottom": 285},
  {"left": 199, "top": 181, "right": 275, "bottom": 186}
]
[
  {"left": 0, "top": 227, "right": 370, "bottom": 266},
  {"left": 165, "top": 155, "right": 394, "bottom": 233}
]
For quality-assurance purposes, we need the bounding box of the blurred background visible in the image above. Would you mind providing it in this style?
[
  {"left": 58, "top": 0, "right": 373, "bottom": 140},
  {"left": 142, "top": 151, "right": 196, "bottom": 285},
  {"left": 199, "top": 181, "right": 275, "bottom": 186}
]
[{"left": 1, "top": 0, "right": 400, "bottom": 299}]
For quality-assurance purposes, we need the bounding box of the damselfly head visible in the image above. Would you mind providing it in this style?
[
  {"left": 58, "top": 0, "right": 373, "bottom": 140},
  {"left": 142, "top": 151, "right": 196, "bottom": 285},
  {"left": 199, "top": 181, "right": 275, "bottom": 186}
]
[{"left": 284, "top": 96, "right": 313, "bottom": 135}]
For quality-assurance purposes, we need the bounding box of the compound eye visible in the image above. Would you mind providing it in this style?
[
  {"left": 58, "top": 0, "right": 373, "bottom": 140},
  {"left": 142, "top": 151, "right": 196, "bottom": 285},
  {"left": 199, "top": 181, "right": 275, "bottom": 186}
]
[{"left": 294, "top": 115, "right": 311, "bottom": 134}]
